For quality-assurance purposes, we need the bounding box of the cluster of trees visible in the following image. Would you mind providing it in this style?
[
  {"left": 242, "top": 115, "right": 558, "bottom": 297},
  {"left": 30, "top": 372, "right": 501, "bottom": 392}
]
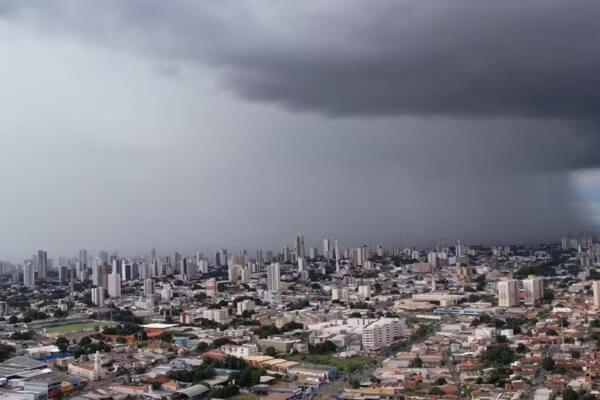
[
  {"left": 287, "top": 300, "right": 310, "bottom": 311},
  {"left": 480, "top": 344, "right": 517, "bottom": 366},
  {"left": 10, "top": 331, "right": 34, "bottom": 340},
  {"left": 308, "top": 340, "right": 337, "bottom": 355},
  {"left": 514, "top": 262, "right": 556, "bottom": 278},
  {"left": 253, "top": 321, "right": 303, "bottom": 338},
  {"left": 210, "top": 384, "right": 239, "bottom": 398},
  {"left": 55, "top": 337, "right": 70, "bottom": 352},
  {"left": 167, "top": 364, "right": 215, "bottom": 383},
  {"left": 542, "top": 356, "right": 568, "bottom": 374},
  {"left": 6, "top": 310, "right": 49, "bottom": 324},
  {"left": 0, "top": 343, "right": 15, "bottom": 362},
  {"left": 233, "top": 365, "right": 265, "bottom": 387},
  {"left": 563, "top": 388, "right": 598, "bottom": 400},
  {"left": 73, "top": 336, "right": 111, "bottom": 358},
  {"left": 411, "top": 324, "right": 434, "bottom": 341},
  {"left": 91, "top": 307, "right": 143, "bottom": 324},
  {"left": 409, "top": 356, "right": 422, "bottom": 367},
  {"left": 102, "top": 323, "right": 144, "bottom": 337}
]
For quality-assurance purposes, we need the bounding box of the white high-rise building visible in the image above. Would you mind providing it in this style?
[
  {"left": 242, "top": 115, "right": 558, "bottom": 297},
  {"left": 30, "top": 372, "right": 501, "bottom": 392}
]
[
  {"left": 358, "top": 285, "right": 371, "bottom": 299},
  {"left": 108, "top": 271, "right": 121, "bottom": 298},
  {"left": 240, "top": 265, "right": 252, "bottom": 282},
  {"left": 91, "top": 259, "right": 101, "bottom": 286},
  {"left": 323, "top": 238, "right": 333, "bottom": 260},
  {"left": 205, "top": 279, "right": 218, "bottom": 297},
  {"left": 143, "top": 278, "right": 155, "bottom": 296},
  {"left": 297, "top": 257, "right": 306, "bottom": 273},
  {"left": 228, "top": 264, "right": 241, "bottom": 283},
  {"left": 362, "top": 318, "right": 405, "bottom": 349},
  {"left": 498, "top": 279, "right": 519, "bottom": 307},
  {"left": 331, "top": 287, "right": 341, "bottom": 301},
  {"left": 593, "top": 281, "right": 600, "bottom": 309},
  {"left": 23, "top": 263, "right": 35, "bottom": 287},
  {"left": 91, "top": 286, "right": 104, "bottom": 307},
  {"left": 267, "top": 263, "right": 281, "bottom": 292},
  {"left": 522, "top": 276, "right": 544, "bottom": 305},
  {"left": 161, "top": 285, "right": 173, "bottom": 301},
  {"left": 198, "top": 260, "right": 209, "bottom": 274},
  {"left": 236, "top": 299, "right": 255, "bottom": 315}
]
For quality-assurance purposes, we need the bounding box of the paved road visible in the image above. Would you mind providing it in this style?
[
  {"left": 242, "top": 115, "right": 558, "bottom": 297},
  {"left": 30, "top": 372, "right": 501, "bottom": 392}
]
[
  {"left": 314, "top": 364, "right": 376, "bottom": 400},
  {"left": 524, "top": 344, "right": 560, "bottom": 400}
]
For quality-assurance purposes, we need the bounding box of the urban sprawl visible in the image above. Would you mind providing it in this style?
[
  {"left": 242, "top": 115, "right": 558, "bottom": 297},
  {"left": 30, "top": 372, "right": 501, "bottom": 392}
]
[{"left": 0, "top": 234, "right": 598, "bottom": 400}]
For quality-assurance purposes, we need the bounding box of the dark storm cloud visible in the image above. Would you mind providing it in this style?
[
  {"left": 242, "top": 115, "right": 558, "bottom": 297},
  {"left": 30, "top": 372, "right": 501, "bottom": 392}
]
[
  {"left": 0, "top": 0, "right": 598, "bottom": 254},
  {"left": 3, "top": 1, "right": 599, "bottom": 119}
]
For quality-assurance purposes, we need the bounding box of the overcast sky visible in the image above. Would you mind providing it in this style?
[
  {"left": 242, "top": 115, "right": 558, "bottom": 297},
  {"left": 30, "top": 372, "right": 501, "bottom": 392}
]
[{"left": 0, "top": 1, "right": 599, "bottom": 260}]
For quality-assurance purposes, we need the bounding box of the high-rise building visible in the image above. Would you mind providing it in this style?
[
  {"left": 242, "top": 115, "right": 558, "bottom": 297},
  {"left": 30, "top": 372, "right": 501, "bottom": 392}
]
[
  {"left": 267, "top": 263, "right": 281, "bottom": 292},
  {"left": 206, "top": 278, "right": 218, "bottom": 297},
  {"left": 91, "top": 286, "right": 104, "bottom": 307},
  {"left": 197, "top": 260, "right": 209, "bottom": 274},
  {"left": 121, "top": 262, "right": 133, "bottom": 282},
  {"left": 23, "top": 263, "right": 35, "bottom": 287},
  {"left": 335, "top": 240, "right": 341, "bottom": 273},
  {"left": 593, "top": 281, "right": 600, "bottom": 309},
  {"left": 228, "top": 264, "right": 241, "bottom": 283},
  {"left": 294, "top": 233, "right": 305, "bottom": 259},
  {"left": 282, "top": 247, "right": 291, "bottom": 263},
  {"left": 108, "top": 271, "right": 121, "bottom": 298},
  {"left": 362, "top": 318, "right": 405, "bottom": 349},
  {"left": 220, "top": 249, "right": 228, "bottom": 267},
  {"left": 161, "top": 285, "right": 173, "bottom": 300},
  {"left": 498, "top": 279, "right": 519, "bottom": 307},
  {"left": 522, "top": 276, "right": 544, "bottom": 305},
  {"left": 37, "top": 250, "right": 47, "bottom": 280},
  {"left": 358, "top": 285, "right": 372, "bottom": 299},
  {"left": 79, "top": 249, "right": 88, "bottom": 268},
  {"left": 91, "top": 259, "right": 101, "bottom": 286},
  {"left": 256, "top": 250, "right": 264, "bottom": 266},
  {"left": 240, "top": 265, "right": 252, "bottom": 282},
  {"left": 143, "top": 278, "right": 155, "bottom": 296},
  {"left": 58, "top": 265, "right": 69, "bottom": 284},
  {"left": 236, "top": 299, "right": 255, "bottom": 315},
  {"left": 99, "top": 251, "right": 109, "bottom": 265},
  {"left": 352, "top": 245, "right": 369, "bottom": 266},
  {"left": 323, "top": 238, "right": 333, "bottom": 260},
  {"left": 297, "top": 257, "right": 306, "bottom": 273}
]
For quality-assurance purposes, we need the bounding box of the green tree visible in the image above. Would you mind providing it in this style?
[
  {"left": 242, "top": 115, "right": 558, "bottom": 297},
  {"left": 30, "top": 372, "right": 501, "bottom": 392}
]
[
  {"left": 196, "top": 342, "right": 209, "bottom": 353},
  {"left": 562, "top": 387, "right": 578, "bottom": 400},
  {"left": 409, "top": 356, "right": 423, "bottom": 368},
  {"left": 264, "top": 347, "right": 277, "bottom": 357},
  {"left": 542, "top": 357, "right": 555, "bottom": 371},
  {"left": 430, "top": 387, "right": 444, "bottom": 395},
  {"left": 55, "top": 337, "right": 69, "bottom": 352},
  {"left": 0, "top": 344, "right": 15, "bottom": 362},
  {"left": 570, "top": 350, "right": 581, "bottom": 359}
]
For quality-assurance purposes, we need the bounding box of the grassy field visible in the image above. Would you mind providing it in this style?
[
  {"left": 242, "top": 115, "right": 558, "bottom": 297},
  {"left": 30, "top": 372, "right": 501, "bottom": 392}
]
[
  {"left": 285, "top": 354, "right": 376, "bottom": 373},
  {"left": 46, "top": 321, "right": 111, "bottom": 334}
]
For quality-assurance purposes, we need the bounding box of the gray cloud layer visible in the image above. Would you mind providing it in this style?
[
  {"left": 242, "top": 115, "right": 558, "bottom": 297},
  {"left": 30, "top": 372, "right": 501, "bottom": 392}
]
[{"left": 0, "top": 1, "right": 598, "bottom": 258}]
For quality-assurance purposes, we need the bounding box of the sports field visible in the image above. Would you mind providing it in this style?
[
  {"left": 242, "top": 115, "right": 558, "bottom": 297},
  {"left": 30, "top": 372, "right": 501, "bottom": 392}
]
[{"left": 46, "top": 321, "right": 112, "bottom": 334}]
